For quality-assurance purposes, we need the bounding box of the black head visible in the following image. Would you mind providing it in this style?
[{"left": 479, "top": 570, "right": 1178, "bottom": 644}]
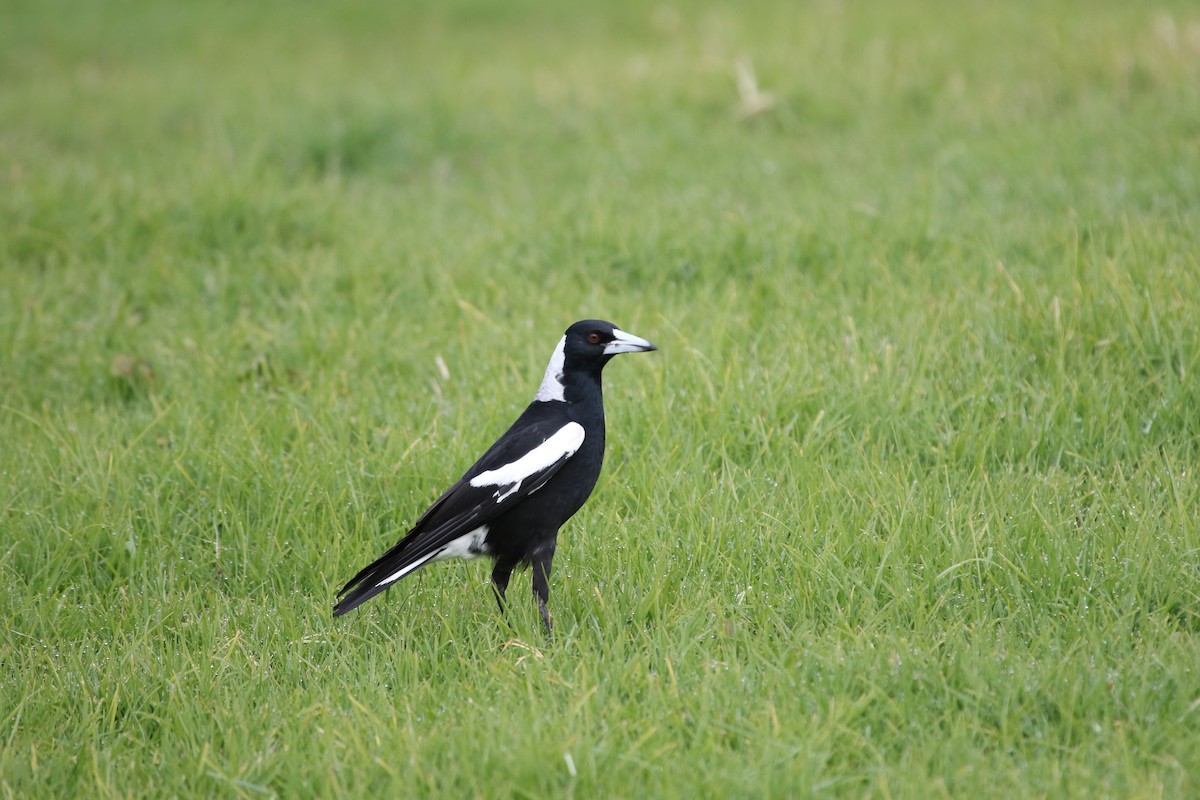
[
  {"left": 563, "top": 319, "right": 656, "bottom": 368},
  {"left": 535, "top": 319, "right": 656, "bottom": 402}
]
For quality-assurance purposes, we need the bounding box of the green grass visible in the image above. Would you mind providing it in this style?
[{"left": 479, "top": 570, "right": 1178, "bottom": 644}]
[{"left": 3, "top": 0, "right": 1200, "bottom": 796}]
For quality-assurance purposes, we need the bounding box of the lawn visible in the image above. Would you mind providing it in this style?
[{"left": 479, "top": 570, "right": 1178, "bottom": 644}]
[{"left": 3, "top": 0, "right": 1199, "bottom": 796}]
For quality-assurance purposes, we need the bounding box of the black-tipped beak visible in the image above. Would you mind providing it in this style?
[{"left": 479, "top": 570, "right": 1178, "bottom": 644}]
[{"left": 604, "top": 329, "right": 657, "bottom": 355}]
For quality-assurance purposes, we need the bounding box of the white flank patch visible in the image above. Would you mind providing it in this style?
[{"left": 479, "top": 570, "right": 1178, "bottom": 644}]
[
  {"left": 603, "top": 328, "right": 655, "bottom": 355},
  {"left": 534, "top": 336, "right": 567, "bottom": 402},
  {"left": 374, "top": 526, "right": 491, "bottom": 588},
  {"left": 434, "top": 525, "right": 490, "bottom": 561},
  {"left": 469, "top": 423, "right": 584, "bottom": 500}
]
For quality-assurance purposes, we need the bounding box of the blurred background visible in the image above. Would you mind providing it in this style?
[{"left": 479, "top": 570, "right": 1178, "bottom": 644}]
[{"left": 3, "top": 1, "right": 1199, "bottom": 796}]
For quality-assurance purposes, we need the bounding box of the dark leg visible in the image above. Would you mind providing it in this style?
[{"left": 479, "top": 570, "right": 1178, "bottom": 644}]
[
  {"left": 491, "top": 556, "right": 518, "bottom": 615},
  {"left": 530, "top": 545, "right": 556, "bottom": 634}
]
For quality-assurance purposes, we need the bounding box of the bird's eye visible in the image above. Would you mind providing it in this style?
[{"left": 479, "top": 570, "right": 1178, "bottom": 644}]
[{"left": 587, "top": 332, "right": 602, "bottom": 344}]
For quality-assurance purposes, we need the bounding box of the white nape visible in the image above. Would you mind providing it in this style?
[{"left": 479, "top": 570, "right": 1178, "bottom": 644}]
[{"left": 534, "top": 336, "right": 567, "bottom": 402}]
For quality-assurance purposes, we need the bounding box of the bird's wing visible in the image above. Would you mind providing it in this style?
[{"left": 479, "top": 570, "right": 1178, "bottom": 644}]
[{"left": 332, "top": 419, "right": 585, "bottom": 616}]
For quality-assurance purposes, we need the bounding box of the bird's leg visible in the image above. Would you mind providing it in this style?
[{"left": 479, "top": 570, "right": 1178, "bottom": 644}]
[
  {"left": 530, "top": 545, "right": 556, "bottom": 635},
  {"left": 491, "top": 556, "right": 518, "bottom": 615}
]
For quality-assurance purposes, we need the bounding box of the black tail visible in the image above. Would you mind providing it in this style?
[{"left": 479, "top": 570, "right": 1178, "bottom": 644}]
[
  {"left": 333, "top": 498, "right": 488, "bottom": 617},
  {"left": 332, "top": 580, "right": 389, "bottom": 617},
  {"left": 332, "top": 539, "right": 423, "bottom": 616}
]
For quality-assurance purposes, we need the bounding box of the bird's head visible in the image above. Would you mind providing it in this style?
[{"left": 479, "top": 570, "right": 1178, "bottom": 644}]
[
  {"left": 563, "top": 319, "right": 656, "bottom": 368},
  {"left": 567, "top": 319, "right": 655, "bottom": 359},
  {"left": 536, "top": 320, "right": 656, "bottom": 402}
]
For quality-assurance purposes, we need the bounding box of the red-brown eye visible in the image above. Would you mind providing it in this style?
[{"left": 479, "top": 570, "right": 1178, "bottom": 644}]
[{"left": 587, "top": 332, "right": 602, "bottom": 344}]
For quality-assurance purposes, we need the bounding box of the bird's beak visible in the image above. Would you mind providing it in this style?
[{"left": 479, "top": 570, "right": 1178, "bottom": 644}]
[{"left": 604, "top": 328, "right": 657, "bottom": 355}]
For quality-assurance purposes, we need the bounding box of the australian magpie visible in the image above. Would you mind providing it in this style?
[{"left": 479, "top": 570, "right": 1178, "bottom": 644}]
[{"left": 333, "top": 319, "right": 656, "bottom": 632}]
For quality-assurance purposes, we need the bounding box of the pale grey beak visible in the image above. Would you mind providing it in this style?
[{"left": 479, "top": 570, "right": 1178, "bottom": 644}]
[{"left": 604, "top": 328, "right": 657, "bottom": 355}]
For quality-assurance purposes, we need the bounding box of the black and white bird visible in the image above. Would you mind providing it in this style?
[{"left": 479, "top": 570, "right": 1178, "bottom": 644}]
[{"left": 333, "top": 319, "right": 656, "bottom": 632}]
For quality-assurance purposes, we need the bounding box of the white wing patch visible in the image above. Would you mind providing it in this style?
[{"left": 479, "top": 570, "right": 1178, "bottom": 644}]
[
  {"left": 469, "top": 422, "right": 584, "bottom": 499},
  {"left": 534, "top": 336, "right": 567, "bottom": 402}
]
